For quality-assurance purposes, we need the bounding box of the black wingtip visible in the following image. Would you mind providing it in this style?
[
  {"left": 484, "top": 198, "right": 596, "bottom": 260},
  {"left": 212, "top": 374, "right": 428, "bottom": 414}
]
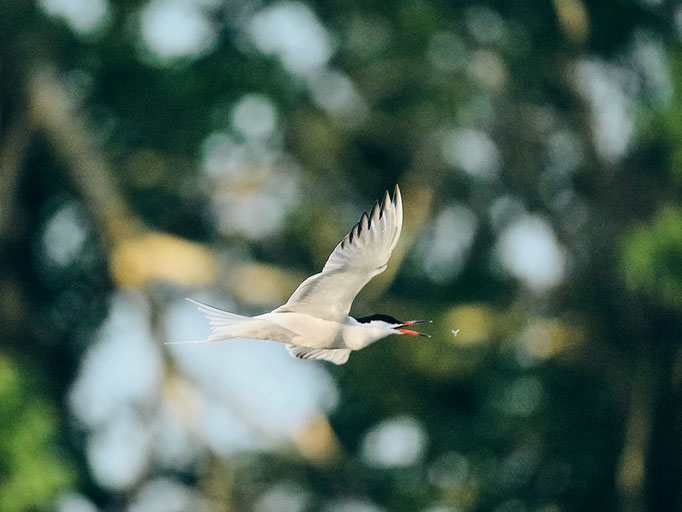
[
  {"left": 359, "top": 212, "right": 369, "bottom": 234},
  {"left": 380, "top": 189, "right": 391, "bottom": 217}
]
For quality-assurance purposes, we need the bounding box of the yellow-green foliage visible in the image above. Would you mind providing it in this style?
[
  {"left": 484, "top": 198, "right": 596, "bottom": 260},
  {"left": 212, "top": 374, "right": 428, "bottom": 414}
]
[
  {"left": 622, "top": 207, "right": 682, "bottom": 310},
  {"left": 0, "top": 355, "right": 74, "bottom": 512}
]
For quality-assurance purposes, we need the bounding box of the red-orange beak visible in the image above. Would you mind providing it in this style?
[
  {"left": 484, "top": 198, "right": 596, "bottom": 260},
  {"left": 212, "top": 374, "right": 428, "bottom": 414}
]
[{"left": 397, "top": 320, "right": 431, "bottom": 337}]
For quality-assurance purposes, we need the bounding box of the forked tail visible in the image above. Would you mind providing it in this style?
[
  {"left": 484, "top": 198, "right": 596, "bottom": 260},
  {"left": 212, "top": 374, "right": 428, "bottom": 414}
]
[{"left": 165, "top": 298, "right": 252, "bottom": 344}]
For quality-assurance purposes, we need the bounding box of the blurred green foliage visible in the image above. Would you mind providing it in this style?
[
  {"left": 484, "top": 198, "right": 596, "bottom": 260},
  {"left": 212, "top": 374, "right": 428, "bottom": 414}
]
[
  {"left": 0, "top": 354, "right": 74, "bottom": 512},
  {"left": 622, "top": 207, "right": 682, "bottom": 310}
]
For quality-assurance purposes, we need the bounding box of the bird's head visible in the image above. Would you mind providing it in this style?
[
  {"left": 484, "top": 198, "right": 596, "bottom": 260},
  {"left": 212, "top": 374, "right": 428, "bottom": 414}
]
[{"left": 354, "top": 314, "right": 431, "bottom": 337}]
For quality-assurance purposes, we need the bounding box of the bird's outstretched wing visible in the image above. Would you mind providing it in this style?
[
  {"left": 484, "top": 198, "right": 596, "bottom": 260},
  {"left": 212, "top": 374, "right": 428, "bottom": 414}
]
[{"left": 274, "top": 185, "right": 403, "bottom": 321}]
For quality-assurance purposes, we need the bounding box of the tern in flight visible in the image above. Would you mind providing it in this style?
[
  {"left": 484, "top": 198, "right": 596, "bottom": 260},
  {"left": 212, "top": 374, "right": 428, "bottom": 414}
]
[{"left": 182, "top": 185, "right": 429, "bottom": 364}]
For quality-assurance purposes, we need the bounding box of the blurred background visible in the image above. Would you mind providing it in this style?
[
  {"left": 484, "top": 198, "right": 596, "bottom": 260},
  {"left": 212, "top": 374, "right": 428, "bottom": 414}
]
[{"left": 1, "top": 0, "right": 681, "bottom": 511}]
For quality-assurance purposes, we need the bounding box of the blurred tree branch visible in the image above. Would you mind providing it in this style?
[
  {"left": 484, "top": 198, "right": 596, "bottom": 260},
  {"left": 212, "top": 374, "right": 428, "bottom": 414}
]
[
  {"left": 0, "top": 111, "right": 31, "bottom": 240},
  {"left": 27, "top": 65, "right": 135, "bottom": 245}
]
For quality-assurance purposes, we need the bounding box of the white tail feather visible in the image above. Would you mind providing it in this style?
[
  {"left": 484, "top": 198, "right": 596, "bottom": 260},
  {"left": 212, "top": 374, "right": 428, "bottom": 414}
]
[
  {"left": 179, "top": 298, "right": 301, "bottom": 345},
  {"left": 166, "top": 298, "right": 254, "bottom": 344},
  {"left": 186, "top": 298, "right": 251, "bottom": 328},
  {"left": 165, "top": 339, "right": 215, "bottom": 345}
]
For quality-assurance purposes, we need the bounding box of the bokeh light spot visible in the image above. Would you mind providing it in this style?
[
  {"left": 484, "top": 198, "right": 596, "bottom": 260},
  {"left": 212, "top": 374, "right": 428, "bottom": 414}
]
[
  {"left": 70, "top": 292, "right": 163, "bottom": 427},
  {"left": 86, "top": 410, "right": 152, "bottom": 490},
  {"left": 41, "top": 201, "right": 90, "bottom": 268},
  {"left": 496, "top": 215, "right": 566, "bottom": 291},
  {"left": 421, "top": 204, "right": 478, "bottom": 282},
  {"left": 247, "top": 1, "right": 332, "bottom": 74},
  {"left": 441, "top": 128, "right": 501, "bottom": 179},
  {"left": 255, "top": 483, "right": 310, "bottom": 512},
  {"left": 140, "top": 0, "right": 217, "bottom": 59},
  {"left": 362, "top": 416, "right": 427, "bottom": 467},
  {"left": 38, "top": 0, "right": 109, "bottom": 35},
  {"left": 231, "top": 95, "right": 278, "bottom": 140}
]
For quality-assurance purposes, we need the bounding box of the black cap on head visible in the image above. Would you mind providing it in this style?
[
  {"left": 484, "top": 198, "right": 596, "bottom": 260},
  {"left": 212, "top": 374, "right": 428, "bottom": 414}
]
[{"left": 354, "top": 313, "right": 402, "bottom": 325}]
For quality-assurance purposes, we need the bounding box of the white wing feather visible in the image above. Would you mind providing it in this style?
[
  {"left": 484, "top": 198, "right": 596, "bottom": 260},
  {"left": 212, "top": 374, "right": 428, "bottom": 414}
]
[
  {"left": 274, "top": 185, "right": 403, "bottom": 321},
  {"left": 286, "top": 345, "right": 351, "bottom": 365}
]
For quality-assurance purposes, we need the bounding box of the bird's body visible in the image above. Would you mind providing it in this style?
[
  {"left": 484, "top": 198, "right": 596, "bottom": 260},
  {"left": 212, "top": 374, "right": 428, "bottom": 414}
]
[
  {"left": 254, "top": 313, "right": 387, "bottom": 351},
  {"left": 180, "top": 185, "right": 428, "bottom": 364}
]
